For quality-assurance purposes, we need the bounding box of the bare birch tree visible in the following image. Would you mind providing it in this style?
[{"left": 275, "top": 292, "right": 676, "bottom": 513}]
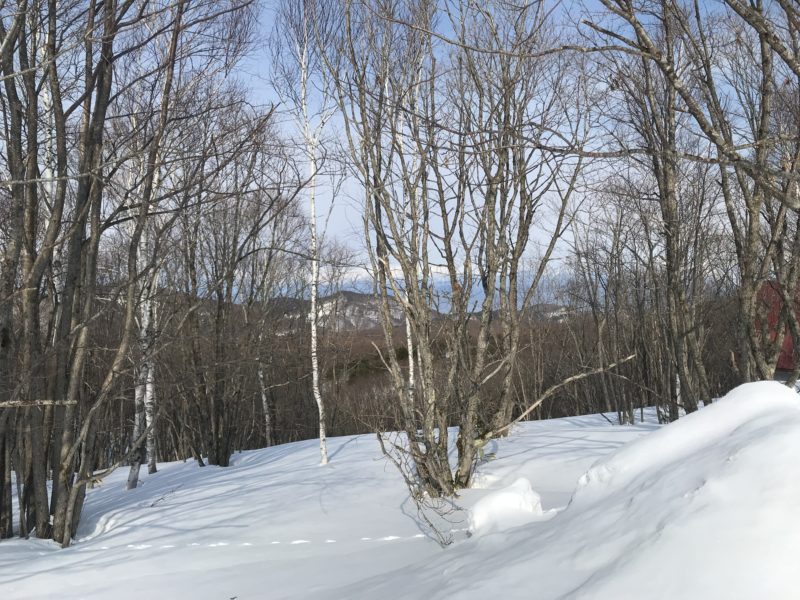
[
  {"left": 324, "top": 0, "right": 585, "bottom": 494},
  {"left": 270, "top": 0, "right": 341, "bottom": 464}
]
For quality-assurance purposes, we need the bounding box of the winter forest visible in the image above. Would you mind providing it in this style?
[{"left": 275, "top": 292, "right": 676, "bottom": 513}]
[{"left": 1, "top": 0, "right": 800, "bottom": 596}]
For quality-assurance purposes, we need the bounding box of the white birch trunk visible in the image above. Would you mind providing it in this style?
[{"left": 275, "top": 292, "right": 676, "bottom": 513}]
[
  {"left": 308, "top": 146, "right": 328, "bottom": 465},
  {"left": 40, "top": 54, "right": 64, "bottom": 347},
  {"left": 126, "top": 156, "right": 146, "bottom": 489},
  {"left": 126, "top": 175, "right": 160, "bottom": 485},
  {"left": 126, "top": 365, "right": 146, "bottom": 489},
  {"left": 127, "top": 263, "right": 159, "bottom": 483},
  {"left": 296, "top": 28, "right": 329, "bottom": 466},
  {"left": 143, "top": 285, "right": 158, "bottom": 474},
  {"left": 257, "top": 363, "right": 275, "bottom": 447}
]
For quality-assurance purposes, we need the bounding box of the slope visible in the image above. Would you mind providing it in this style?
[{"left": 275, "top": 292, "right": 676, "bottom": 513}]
[
  {"left": 344, "top": 381, "right": 800, "bottom": 600},
  {"left": 0, "top": 413, "right": 655, "bottom": 599}
]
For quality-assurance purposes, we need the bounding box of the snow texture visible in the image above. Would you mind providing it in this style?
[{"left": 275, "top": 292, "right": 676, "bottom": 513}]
[
  {"left": 1, "top": 381, "right": 797, "bottom": 599},
  {"left": 347, "top": 381, "right": 800, "bottom": 599},
  {"left": 467, "top": 477, "right": 543, "bottom": 536}
]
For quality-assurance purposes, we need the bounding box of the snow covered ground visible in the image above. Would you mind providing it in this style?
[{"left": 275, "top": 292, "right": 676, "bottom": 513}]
[{"left": 2, "top": 382, "right": 798, "bottom": 599}]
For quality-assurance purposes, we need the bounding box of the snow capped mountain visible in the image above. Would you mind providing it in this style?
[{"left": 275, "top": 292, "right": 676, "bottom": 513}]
[
  {"left": 273, "top": 290, "right": 409, "bottom": 331},
  {"left": 274, "top": 290, "right": 570, "bottom": 332},
  {"left": 316, "top": 290, "right": 406, "bottom": 330}
]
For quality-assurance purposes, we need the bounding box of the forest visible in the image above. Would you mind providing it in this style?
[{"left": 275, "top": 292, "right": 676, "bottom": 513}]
[{"left": 0, "top": 0, "right": 799, "bottom": 548}]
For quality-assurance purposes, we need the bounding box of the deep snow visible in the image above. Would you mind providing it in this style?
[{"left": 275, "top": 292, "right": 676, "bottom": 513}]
[{"left": 1, "top": 382, "right": 797, "bottom": 599}]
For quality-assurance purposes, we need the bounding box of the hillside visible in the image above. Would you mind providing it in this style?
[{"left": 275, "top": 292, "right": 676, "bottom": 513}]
[
  {"left": 2, "top": 382, "right": 798, "bottom": 599},
  {"left": 276, "top": 290, "right": 571, "bottom": 332}
]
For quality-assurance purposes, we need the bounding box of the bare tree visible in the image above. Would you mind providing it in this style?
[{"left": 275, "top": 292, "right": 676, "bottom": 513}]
[
  {"left": 585, "top": 0, "right": 800, "bottom": 383},
  {"left": 0, "top": 0, "right": 260, "bottom": 546},
  {"left": 324, "top": 0, "right": 585, "bottom": 495},
  {"left": 270, "top": 0, "right": 345, "bottom": 465}
]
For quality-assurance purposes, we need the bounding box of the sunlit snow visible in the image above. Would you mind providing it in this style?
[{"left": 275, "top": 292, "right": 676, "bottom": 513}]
[{"left": 2, "top": 382, "right": 797, "bottom": 599}]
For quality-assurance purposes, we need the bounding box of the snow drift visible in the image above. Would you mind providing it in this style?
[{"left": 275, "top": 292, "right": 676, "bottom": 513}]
[
  {"left": 467, "top": 477, "right": 543, "bottom": 536},
  {"left": 346, "top": 381, "right": 800, "bottom": 599},
  {"left": 3, "top": 382, "right": 797, "bottom": 599}
]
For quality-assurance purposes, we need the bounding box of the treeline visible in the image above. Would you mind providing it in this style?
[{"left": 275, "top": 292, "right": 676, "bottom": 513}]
[
  {"left": 0, "top": 0, "right": 799, "bottom": 546},
  {"left": 0, "top": 0, "right": 301, "bottom": 545}
]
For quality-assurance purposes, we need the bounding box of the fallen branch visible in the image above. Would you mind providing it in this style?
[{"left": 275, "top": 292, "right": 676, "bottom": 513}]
[
  {"left": 83, "top": 411, "right": 161, "bottom": 484},
  {"left": 477, "top": 353, "right": 637, "bottom": 447},
  {"left": 0, "top": 399, "right": 78, "bottom": 408}
]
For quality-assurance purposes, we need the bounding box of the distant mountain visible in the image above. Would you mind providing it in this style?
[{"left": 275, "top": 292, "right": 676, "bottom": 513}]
[
  {"left": 318, "top": 290, "right": 406, "bottom": 330},
  {"left": 272, "top": 291, "right": 570, "bottom": 332},
  {"left": 271, "top": 291, "right": 405, "bottom": 332},
  {"left": 521, "top": 302, "right": 573, "bottom": 323}
]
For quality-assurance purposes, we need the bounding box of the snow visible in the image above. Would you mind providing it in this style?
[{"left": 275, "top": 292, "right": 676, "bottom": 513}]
[
  {"left": 346, "top": 381, "right": 800, "bottom": 599},
  {"left": 467, "top": 477, "right": 543, "bottom": 537},
  {"left": 2, "top": 382, "right": 799, "bottom": 599}
]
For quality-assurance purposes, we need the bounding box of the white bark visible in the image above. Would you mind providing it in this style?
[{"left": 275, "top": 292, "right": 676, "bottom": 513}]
[
  {"left": 143, "top": 284, "right": 158, "bottom": 474},
  {"left": 405, "top": 311, "right": 415, "bottom": 405},
  {"left": 126, "top": 364, "right": 146, "bottom": 490},
  {"left": 308, "top": 141, "right": 328, "bottom": 465},
  {"left": 274, "top": 0, "right": 337, "bottom": 464},
  {"left": 127, "top": 194, "right": 160, "bottom": 486},
  {"left": 257, "top": 362, "right": 275, "bottom": 447},
  {"left": 127, "top": 264, "right": 159, "bottom": 484},
  {"left": 297, "top": 20, "right": 329, "bottom": 466},
  {"left": 40, "top": 52, "right": 64, "bottom": 347}
]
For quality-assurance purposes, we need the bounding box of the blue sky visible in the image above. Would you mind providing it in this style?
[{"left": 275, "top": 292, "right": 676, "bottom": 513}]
[
  {"left": 233, "top": 0, "right": 590, "bottom": 299},
  {"left": 236, "top": 0, "right": 367, "bottom": 259}
]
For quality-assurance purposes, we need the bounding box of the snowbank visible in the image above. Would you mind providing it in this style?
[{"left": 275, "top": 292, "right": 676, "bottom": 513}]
[
  {"left": 467, "top": 477, "right": 543, "bottom": 536},
  {"left": 346, "top": 381, "right": 800, "bottom": 599}
]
